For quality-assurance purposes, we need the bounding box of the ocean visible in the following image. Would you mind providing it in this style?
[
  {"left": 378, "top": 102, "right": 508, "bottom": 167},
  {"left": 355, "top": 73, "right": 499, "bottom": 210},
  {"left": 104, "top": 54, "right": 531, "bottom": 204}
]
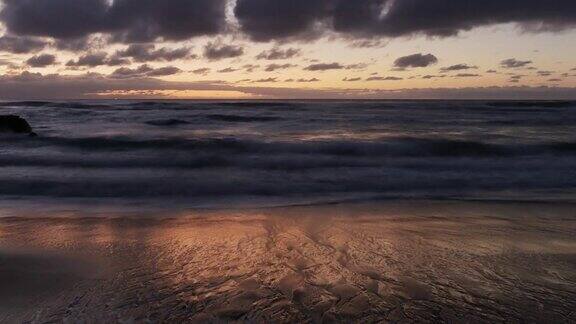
[{"left": 1, "top": 100, "right": 575, "bottom": 213}]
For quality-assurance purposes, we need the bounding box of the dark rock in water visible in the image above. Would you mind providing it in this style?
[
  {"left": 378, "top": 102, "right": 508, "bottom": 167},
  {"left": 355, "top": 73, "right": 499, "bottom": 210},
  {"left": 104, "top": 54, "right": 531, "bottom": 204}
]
[
  {"left": 0, "top": 115, "right": 36, "bottom": 136},
  {"left": 145, "top": 119, "right": 190, "bottom": 127}
]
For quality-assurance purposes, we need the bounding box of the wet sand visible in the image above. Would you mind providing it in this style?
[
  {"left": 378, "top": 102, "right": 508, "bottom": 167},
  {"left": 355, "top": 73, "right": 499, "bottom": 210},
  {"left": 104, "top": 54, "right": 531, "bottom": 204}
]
[{"left": 1, "top": 201, "right": 575, "bottom": 323}]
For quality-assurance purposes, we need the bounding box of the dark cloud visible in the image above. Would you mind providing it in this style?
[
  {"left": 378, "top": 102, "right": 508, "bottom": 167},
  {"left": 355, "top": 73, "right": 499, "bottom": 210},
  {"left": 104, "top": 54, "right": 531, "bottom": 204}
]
[
  {"left": 422, "top": 75, "right": 446, "bottom": 79},
  {"left": 26, "top": 54, "right": 57, "bottom": 67},
  {"left": 394, "top": 54, "right": 438, "bottom": 68},
  {"left": 192, "top": 68, "right": 210, "bottom": 75},
  {"left": 343, "top": 77, "right": 362, "bottom": 82},
  {"left": 146, "top": 66, "right": 182, "bottom": 77},
  {"left": 243, "top": 64, "right": 260, "bottom": 72},
  {"left": 265, "top": 63, "right": 297, "bottom": 72},
  {"left": 548, "top": 78, "right": 562, "bottom": 82},
  {"left": 204, "top": 42, "right": 244, "bottom": 61},
  {"left": 66, "top": 52, "right": 129, "bottom": 67},
  {"left": 296, "top": 78, "right": 320, "bottom": 82},
  {"left": 235, "top": 0, "right": 576, "bottom": 41},
  {"left": 110, "top": 64, "right": 182, "bottom": 78},
  {"left": 508, "top": 75, "right": 525, "bottom": 83},
  {"left": 501, "top": 58, "right": 533, "bottom": 68},
  {"left": 366, "top": 76, "right": 403, "bottom": 81},
  {"left": 3, "top": 0, "right": 576, "bottom": 45},
  {"left": 304, "top": 62, "right": 344, "bottom": 71},
  {"left": 217, "top": 67, "right": 240, "bottom": 73},
  {"left": 234, "top": 0, "right": 329, "bottom": 41},
  {"left": 252, "top": 77, "right": 278, "bottom": 83},
  {"left": 116, "top": 44, "right": 194, "bottom": 62},
  {"left": 1, "top": 0, "right": 110, "bottom": 39},
  {"left": 0, "top": 36, "right": 47, "bottom": 54},
  {"left": 454, "top": 73, "right": 481, "bottom": 78},
  {"left": 1, "top": 0, "right": 227, "bottom": 41},
  {"left": 537, "top": 70, "right": 554, "bottom": 76},
  {"left": 440, "top": 64, "right": 478, "bottom": 72},
  {"left": 53, "top": 36, "right": 97, "bottom": 52},
  {"left": 256, "top": 47, "right": 301, "bottom": 60},
  {"left": 486, "top": 70, "right": 498, "bottom": 74}
]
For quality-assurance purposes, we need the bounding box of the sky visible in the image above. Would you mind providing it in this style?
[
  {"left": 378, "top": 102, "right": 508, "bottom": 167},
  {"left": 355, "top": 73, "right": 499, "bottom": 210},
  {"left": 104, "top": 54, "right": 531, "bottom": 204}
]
[{"left": 1, "top": 0, "right": 576, "bottom": 100}]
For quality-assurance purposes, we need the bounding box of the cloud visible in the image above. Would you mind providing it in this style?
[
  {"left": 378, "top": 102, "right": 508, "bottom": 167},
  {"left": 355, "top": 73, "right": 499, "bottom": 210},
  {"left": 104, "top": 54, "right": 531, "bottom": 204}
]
[
  {"left": 422, "top": 75, "right": 446, "bottom": 79},
  {"left": 3, "top": 0, "right": 576, "bottom": 45},
  {"left": 234, "top": 0, "right": 576, "bottom": 41},
  {"left": 304, "top": 62, "right": 344, "bottom": 71},
  {"left": 0, "top": 58, "right": 18, "bottom": 69},
  {"left": 146, "top": 66, "right": 182, "bottom": 77},
  {"left": 508, "top": 75, "right": 525, "bottom": 83},
  {"left": 204, "top": 42, "right": 244, "bottom": 61},
  {"left": 394, "top": 53, "right": 438, "bottom": 68},
  {"left": 243, "top": 64, "right": 260, "bottom": 72},
  {"left": 234, "top": 0, "right": 329, "bottom": 41},
  {"left": 343, "top": 77, "right": 362, "bottom": 82},
  {"left": 537, "top": 70, "right": 554, "bottom": 76},
  {"left": 66, "top": 52, "right": 129, "bottom": 67},
  {"left": 110, "top": 64, "right": 182, "bottom": 78},
  {"left": 348, "top": 39, "right": 387, "bottom": 48},
  {"left": 0, "top": 71, "right": 239, "bottom": 99},
  {"left": 454, "top": 73, "right": 481, "bottom": 78},
  {"left": 486, "top": 69, "right": 499, "bottom": 74},
  {"left": 0, "top": 36, "right": 47, "bottom": 54},
  {"left": 296, "top": 78, "right": 320, "bottom": 82},
  {"left": 116, "top": 44, "right": 194, "bottom": 62},
  {"left": 345, "top": 63, "right": 369, "bottom": 70},
  {"left": 192, "top": 68, "right": 210, "bottom": 75},
  {"left": 501, "top": 58, "right": 533, "bottom": 68},
  {"left": 2, "top": 71, "right": 576, "bottom": 100},
  {"left": 256, "top": 47, "right": 301, "bottom": 60},
  {"left": 252, "top": 77, "right": 278, "bottom": 83},
  {"left": 440, "top": 64, "right": 478, "bottom": 72},
  {"left": 265, "top": 63, "right": 297, "bottom": 72},
  {"left": 1, "top": 0, "right": 228, "bottom": 42},
  {"left": 217, "top": 67, "right": 240, "bottom": 73},
  {"left": 366, "top": 76, "right": 403, "bottom": 81},
  {"left": 26, "top": 54, "right": 57, "bottom": 67}
]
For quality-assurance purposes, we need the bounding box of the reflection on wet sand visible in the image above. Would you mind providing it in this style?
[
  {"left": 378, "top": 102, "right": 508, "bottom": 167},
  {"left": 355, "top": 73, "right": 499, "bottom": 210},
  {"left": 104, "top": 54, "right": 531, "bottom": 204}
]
[{"left": 1, "top": 201, "right": 575, "bottom": 323}]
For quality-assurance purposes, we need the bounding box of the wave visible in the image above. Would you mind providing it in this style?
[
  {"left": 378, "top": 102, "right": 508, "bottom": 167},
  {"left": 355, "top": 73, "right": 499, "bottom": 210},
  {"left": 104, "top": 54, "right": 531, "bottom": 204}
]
[
  {"left": 216, "top": 102, "right": 296, "bottom": 108},
  {"left": 486, "top": 101, "right": 575, "bottom": 108},
  {"left": 0, "top": 162, "right": 573, "bottom": 199},
  {"left": 0, "top": 101, "right": 111, "bottom": 109},
  {"left": 6, "top": 136, "right": 576, "bottom": 158},
  {"left": 206, "top": 114, "right": 282, "bottom": 123},
  {"left": 145, "top": 119, "right": 191, "bottom": 126}
]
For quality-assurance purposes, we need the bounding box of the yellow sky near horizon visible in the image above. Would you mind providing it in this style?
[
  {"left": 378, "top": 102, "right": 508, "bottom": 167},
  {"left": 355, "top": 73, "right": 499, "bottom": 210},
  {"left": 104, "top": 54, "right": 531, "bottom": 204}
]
[{"left": 2, "top": 23, "right": 576, "bottom": 99}]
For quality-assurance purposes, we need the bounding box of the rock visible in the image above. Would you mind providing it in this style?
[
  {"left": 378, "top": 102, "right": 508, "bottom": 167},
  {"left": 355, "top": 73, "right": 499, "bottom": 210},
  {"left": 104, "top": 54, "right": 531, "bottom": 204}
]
[{"left": 0, "top": 115, "right": 36, "bottom": 136}]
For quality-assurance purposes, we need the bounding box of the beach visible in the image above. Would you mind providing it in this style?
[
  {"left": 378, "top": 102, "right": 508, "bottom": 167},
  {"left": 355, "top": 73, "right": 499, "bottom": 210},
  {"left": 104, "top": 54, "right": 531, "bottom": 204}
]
[{"left": 1, "top": 201, "right": 575, "bottom": 323}]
